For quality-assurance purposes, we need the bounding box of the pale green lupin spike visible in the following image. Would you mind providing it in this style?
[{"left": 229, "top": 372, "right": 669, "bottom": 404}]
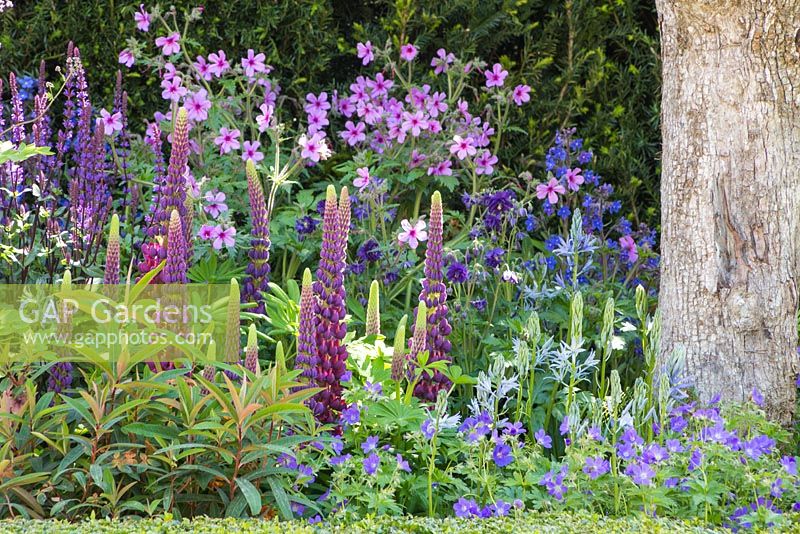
[
  {"left": 569, "top": 291, "right": 583, "bottom": 344},
  {"left": 206, "top": 339, "right": 217, "bottom": 361},
  {"left": 366, "top": 280, "right": 380, "bottom": 337},
  {"left": 302, "top": 267, "right": 312, "bottom": 288},
  {"left": 62, "top": 269, "right": 72, "bottom": 291},
  {"left": 247, "top": 323, "right": 258, "bottom": 350},
  {"left": 601, "top": 297, "right": 615, "bottom": 344},
  {"left": 393, "top": 315, "right": 407, "bottom": 358},
  {"left": 275, "top": 341, "right": 286, "bottom": 376},
  {"left": 109, "top": 213, "right": 120, "bottom": 240},
  {"left": 224, "top": 278, "right": 241, "bottom": 364},
  {"left": 526, "top": 311, "right": 541, "bottom": 345},
  {"left": 635, "top": 284, "right": 647, "bottom": 323}
]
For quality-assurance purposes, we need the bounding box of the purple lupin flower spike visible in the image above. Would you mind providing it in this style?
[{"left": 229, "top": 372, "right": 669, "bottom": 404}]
[
  {"left": 162, "top": 210, "right": 187, "bottom": 284},
  {"left": 244, "top": 324, "right": 260, "bottom": 376},
  {"left": 411, "top": 191, "right": 452, "bottom": 401},
  {"left": 241, "top": 159, "right": 271, "bottom": 314},
  {"left": 150, "top": 108, "right": 189, "bottom": 240},
  {"left": 103, "top": 214, "right": 120, "bottom": 285},
  {"left": 295, "top": 268, "right": 317, "bottom": 384},
  {"left": 308, "top": 185, "right": 350, "bottom": 424}
]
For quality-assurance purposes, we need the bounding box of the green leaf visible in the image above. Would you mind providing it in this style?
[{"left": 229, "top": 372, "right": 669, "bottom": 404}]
[
  {"left": 267, "top": 477, "right": 293, "bottom": 520},
  {"left": 235, "top": 477, "right": 262, "bottom": 516}
]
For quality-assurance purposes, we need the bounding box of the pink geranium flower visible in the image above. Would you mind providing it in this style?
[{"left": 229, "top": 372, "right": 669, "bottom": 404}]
[
  {"left": 185, "top": 89, "right": 212, "bottom": 122},
  {"left": 214, "top": 127, "right": 241, "bottom": 154},
  {"left": 208, "top": 50, "right": 230, "bottom": 77},
  {"left": 400, "top": 43, "right": 418, "bottom": 61},
  {"left": 256, "top": 104, "right": 274, "bottom": 132},
  {"left": 354, "top": 167, "right": 371, "bottom": 191},
  {"left": 194, "top": 56, "right": 212, "bottom": 81},
  {"left": 484, "top": 63, "right": 508, "bottom": 88},
  {"left": 449, "top": 135, "right": 476, "bottom": 160},
  {"left": 118, "top": 49, "right": 135, "bottom": 68},
  {"left": 203, "top": 190, "right": 228, "bottom": 219},
  {"left": 619, "top": 235, "right": 638, "bottom": 263},
  {"left": 134, "top": 4, "right": 151, "bottom": 31},
  {"left": 212, "top": 226, "right": 236, "bottom": 250},
  {"left": 241, "top": 49, "right": 266, "bottom": 78},
  {"left": 512, "top": 84, "right": 531, "bottom": 106},
  {"left": 431, "top": 48, "right": 455, "bottom": 75},
  {"left": 160, "top": 77, "right": 187, "bottom": 102},
  {"left": 340, "top": 120, "right": 366, "bottom": 146},
  {"left": 565, "top": 167, "right": 584, "bottom": 191},
  {"left": 305, "top": 92, "right": 331, "bottom": 116},
  {"left": 356, "top": 41, "right": 374, "bottom": 65},
  {"left": 475, "top": 150, "right": 498, "bottom": 175},
  {"left": 241, "top": 140, "right": 264, "bottom": 163},
  {"left": 97, "top": 109, "right": 123, "bottom": 136},
  {"left": 536, "top": 177, "right": 566, "bottom": 204},
  {"left": 402, "top": 111, "right": 428, "bottom": 137},
  {"left": 398, "top": 219, "right": 428, "bottom": 249},
  {"left": 155, "top": 32, "right": 181, "bottom": 56},
  {"left": 299, "top": 132, "right": 328, "bottom": 162},
  {"left": 198, "top": 224, "right": 218, "bottom": 240}
]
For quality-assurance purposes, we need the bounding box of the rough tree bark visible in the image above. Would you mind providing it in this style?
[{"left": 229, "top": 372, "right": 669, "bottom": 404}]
[{"left": 657, "top": 0, "right": 800, "bottom": 422}]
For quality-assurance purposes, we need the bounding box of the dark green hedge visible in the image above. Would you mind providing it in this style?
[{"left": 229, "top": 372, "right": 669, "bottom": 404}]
[
  {"left": 0, "top": 0, "right": 661, "bottom": 226},
  {"left": 0, "top": 513, "right": 735, "bottom": 533}
]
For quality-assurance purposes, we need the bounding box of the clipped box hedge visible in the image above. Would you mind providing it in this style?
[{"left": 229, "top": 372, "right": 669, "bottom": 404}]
[{"left": 0, "top": 513, "right": 760, "bottom": 533}]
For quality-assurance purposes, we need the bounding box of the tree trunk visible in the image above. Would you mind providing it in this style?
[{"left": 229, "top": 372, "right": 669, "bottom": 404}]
[{"left": 657, "top": 0, "right": 800, "bottom": 422}]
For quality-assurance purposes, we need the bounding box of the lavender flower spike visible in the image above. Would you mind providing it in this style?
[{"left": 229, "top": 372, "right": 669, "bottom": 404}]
[
  {"left": 162, "top": 210, "right": 187, "bottom": 284},
  {"left": 308, "top": 185, "right": 350, "bottom": 423},
  {"left": 413, "top": 191, "right": 452, "bottom": 401},
  {"left": 242, "top": 159, "right": 271, "bottom": 314},
  {"left": 244, "top": 323, "right": 260, "bottom": 375},
  {"left": 103, "top": 214, "right": 120, "bottom": 285},
  {"left": 365, "top": 280, "right": 380, "bottom": 337},
  {"left": 295, "top": 268, "right": 317, "bottom": 384}
]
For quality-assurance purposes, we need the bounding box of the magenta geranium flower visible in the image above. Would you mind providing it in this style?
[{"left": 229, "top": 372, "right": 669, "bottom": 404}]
[
  {"left": 305, "top": 92, "right": 331, "bottom": 116},
  {"left": 484, "top": 63, "right": 508, "bottom": 88},
  {"left": 155, "top": 32, "right": 181, "bottom": 56},
  {"left": 307, "top": 112, "right": 329, "bottom": 134},
  {"left": 203, "top": 190, "right": 228, "bottom": 219},
  {"left": 619, "top": 235, "right": 638, "bottom": 263},
  {"left": 212, "top": 226, "right": 236, "bottom": 250},
  {"left": 299, "top": 132, "right": 328, "bottom": 162},
  {"left": 536, "top": 177, "right": 566, "bottom": 204},
  {"left": 400, "top": 43, "right": 418, "bottom": 61},
  {"left": 475, "top": 150, "right": 498, "bottom": 175},
  {"left": 427, "top": 160, "right": 453, "bottom": 176},
  {"left": 426, "top": 91, "right": 447, "bottom": 117},
  {"left": 256, "top": 104, "right": 274, "bottom": 132},
  {"left": 340, "top": 120, "right": 366, "bottom": 146},
  {"left": 185, "top": 89, "right": 211, "bottom": 122},
  {"left": 134, "top": 4, "right": 150, "bottom": 31},
  {"left": 97, "top": 109, "right": 123, "bottom": 136},
  {"left": 512, "top": 84, "right": 531, "bottom": 106},
  {"left": 241, "top": 140, "right": 264, "bottom": 163},
  {"left": 118, "top": 49, "right": 135, "bottom": 68},
  {"left": 367, "top": 72, "right": 393, "bottom": 98},
  {"left": 565, "top": 167, "right": 584, "bottom": 191},
  {"left": 431, "top": 48, "right": 455, "bottom": 75},
  {"left": 354, "top": 167, "right": 371, "bottom": 191},
  {"left": 208, "top": 50, "right": 230, "bottom": 77},
  {"left": 402, "top": 111, "right": 428, "bottom": 137},
  {"left": 214, "top": 127, "right": 241, "bottom": 154},
  {"left": 241, "top": 49, "right": 266, "bottom": 78},
  {"left": 198, "top": 224, "right": 218, "bottom": 240},
  {"left": 160, "top": 77, "right": 187, "bottom": 102},
  {"left": 449, "top": 135, "right": 476, "bottom": 160},
  {"left": 356, "top": 41, "right": 374, "bottom": 65},
  {"left": 398, "top": 219, "right": 428, "bottom": 249},
  {"left": 194, "top": 55, "right": 212, "bottom": 81}
]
